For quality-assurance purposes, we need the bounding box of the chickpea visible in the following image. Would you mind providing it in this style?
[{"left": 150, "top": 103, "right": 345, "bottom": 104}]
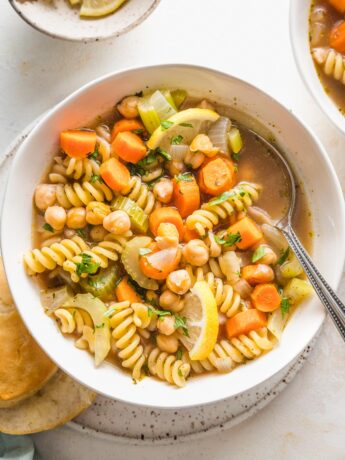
[
  {"left": 44, "top": 206, "right": 66, "bottom": 231},
  {"left": 190, "top": 134, "right": 219, "bottom": 157},
  {"left": 34, "top": 184, "right": 56, "bottom": 211},
  {"left": 166, "top": 269, "right": 191, "bottom": 295},
  {"left": 182, "top": 239, "right": 209, "bottom": 267},
  {"left": 153, "top": 179, "right": 173, "bottom": 204},
  {"left": 157, "top": 315, "right": 175, "bottom": 336},
  {"left": 117, "top": 96, "right": 140, "bottom": 119},
  {"left": 90, "top": 225, "right": 108, "bottom": 242},
  {"left": 64, "top": 228, "right": 76, "bottom": 239},
  {"left": 242, "top": 264, "right": 274, "bottom": 286},
  {"left": 156, "top": 333, "right": 179, "bottom": 354},
  {"left": 66, "top": 207, "right": 87, "bottom": 229},
  {"left": 167, "top": 160, "right": 186, "bottom": 177},
  {"left": 184, "top": 150, "right": 205, "bottom": 169},
  {"left": 159, "top": 290, "right": 184, "bottom": 313},
  {"left": 103, "top": 210, "right": 131, "bottom": 235}
]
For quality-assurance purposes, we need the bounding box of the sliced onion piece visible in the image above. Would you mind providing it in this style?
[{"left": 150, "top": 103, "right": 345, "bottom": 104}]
[
  {"left": 149, "top": 90, "right": 177, "bottom": 121},
  {"left": 169, "top": 144, "right": 189, "bottom": 161},
  {"left": 208, "top": 116, "right": 231, "bottom": 153},
  {"left": 145, "top": 247, "right": 178, "bottom": 271}
]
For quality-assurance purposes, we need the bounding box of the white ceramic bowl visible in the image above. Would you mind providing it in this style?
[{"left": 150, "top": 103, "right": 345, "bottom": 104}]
[
  {"left": 9, "top": 0, "right": 160, "bottom": 42},
  {"left": 290, "top": 0, "right": 345, "bottom": 134},
  {"left": 2, "top": 64, "right": 345, "bottom": 408}
]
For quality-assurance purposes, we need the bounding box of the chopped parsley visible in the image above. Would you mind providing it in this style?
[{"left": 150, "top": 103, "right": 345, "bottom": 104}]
[
  {"left": 171, "top": 135, "right": 183, "bottom": 145},
  {"left": 42, "top": 223, "right": 54, "bottom": 233},
  {"left": 75, "top": 253, "right": 100, "bottom": 277},
  {"left": 215, "top": 232, "right": 242, "bottom": 247},
  {"left": 178, "top": 369, "right": 183, "bottom": 378},
  {"left": 278, "top": 247, "right": 289, "bottom": 265},
  {"left": 104, "top": 307, "right": 117, "bottom": 318},
  {"left": 280, "top": 296, "right": 291, "bottom": 318},
  {"left": 174, "top": 315, "right": 189, "bottom": 337},
  {"left": 155, "top": 146, "right": 171, "bottom": 161},
  {"left": 90, "top": 174, "right": 103, "bottom": 184},
  {"left": 95, "top": 323, "right": 105, "bottom": 329},
  {"left": 76, "top": 229, "right": 86, "bottom": 239},
  {"left": 176, "top": 348, "right": 183, "bottom": 360},
  {"left": 161, "top": 120, "right": 174, "bottom": 130},
  {"left": 208, "top": 190, "right": 236, "bottom": 206},
  {"left": 148, "top": 307, "right": 171, "bottom": 319},
  {"left": 252, "top": 245, "right": 266, "bottom": 263},
  {"left": 232, "top": 152, "right": 241, "bottom": 162},
  {"left": 87, "top": 148, "right": 99, "bottom": 161},
  {"left": 179, "top": 122, "right": 193, "bottom": 128},
  {"left": 132, "top": 128, "right": 144, "bottom": 136},
  {"left": 138, "top": 247, "right": 152, "bottom": 256},
  {"left": 175, "top": 172, "right": 193, "bottom": 182},
  {"left": 142, "top": 363, "right": 151, "bottom": 376}
]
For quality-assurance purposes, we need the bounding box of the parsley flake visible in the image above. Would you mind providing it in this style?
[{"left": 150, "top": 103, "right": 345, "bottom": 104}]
[
  {"left": 232, "top": 152, "right": 241, "bottom": 162},
  {"left": 278, "top": 248, "right": 290, "bottom": 265},
  {"left": 132, "top": 128, "right": 144, "bottom": 135},
  {"left": 215, "top": 232, "right": 242, "bottom": 247},
  {"left": 88, "top": 149, "right": 99, "bottom": 161},
  {"left": 75, "top": 253, "right": 100, "bottom": 277},
  {"left": 280, "top": 297, "right": 291, "bottom": 318},
  {"left": 90, "top": 174, "right": 103, "bottom": 184},
  {"left": 42, "top": 223, "right": 54, "bottom": 233},
  {"left": 175, "top": 172, "right": 193, "bottom": 182},
  {"left": 161, "top": 120, "right": 174, "bottom": 130},
  {"left": 179, "top": 122, "right": 193, "bottom": 128},
  {"left": 208, "top": 190, "right": 236, "bottom": 206},
  {"left": 148, "top": 307, "right": 171, "bottom": 319},
  {"left": 176, "top": 348, "right": 183, "bottom": 360},
  {"left": 95, "top": 323, "right": 105, "bottom": 329},
  {"left": 76, "top": 229, "right": 86, "bottom": 239},
  {"left": 252, "top": 245, "right": 266, "bottom": 263},
  {"left": 171, "top": 135, "right": 184, "bottom": 145},
  {"left": 174, "top": 315, "right": 189, "bottom": 337}
]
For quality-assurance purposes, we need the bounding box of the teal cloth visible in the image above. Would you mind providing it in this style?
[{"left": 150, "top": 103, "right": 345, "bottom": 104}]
[{"left": 0, "top": 435, "right": 36, "bottom": 460}]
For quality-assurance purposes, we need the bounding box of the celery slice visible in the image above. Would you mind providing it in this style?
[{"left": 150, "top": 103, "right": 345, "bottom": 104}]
[
  {"left": 112, "top": 196, "right": 148, "bottom": 233},
  {"left": 80, "top": 263, "right": 121, "bottom": 301},
  {"left": 171, "top": 89, "right": 187, "bottom": 108},
  {"left": 228, "top": 128, "right": 243, "bottom": 154},
  {"left": 121, "top": 236, "right": 159, "bottom": 290},
  {"left": 63, "top": 293, "right": 110, "bottom": 366},
  {"left": 149, "top": 90, "right": 177, "bottom": 121},
  {"left": 138, "top": 100, "right": 161, "bottom": 134}
]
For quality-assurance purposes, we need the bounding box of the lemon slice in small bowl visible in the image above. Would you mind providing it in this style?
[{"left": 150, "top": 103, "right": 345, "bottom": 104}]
[
  {"left": 80, "top": 0, "right": 127, "bottom": 17},
  {"left": 179, "top": 281, "right": 219, "bottom": 361}
]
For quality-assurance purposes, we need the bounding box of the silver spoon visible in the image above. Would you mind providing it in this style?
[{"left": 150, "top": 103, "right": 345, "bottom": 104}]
[{"left": 252, "top": 131, "right": 345, "bottom": 339}]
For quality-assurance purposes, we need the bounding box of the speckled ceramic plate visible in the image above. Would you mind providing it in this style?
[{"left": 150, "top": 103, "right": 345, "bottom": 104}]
[
  {"left": 9, "top": 0, "right": 161, "bottom": 42},
  {"left": 0, "top": 121, "right": 318, "bottom": 445}
]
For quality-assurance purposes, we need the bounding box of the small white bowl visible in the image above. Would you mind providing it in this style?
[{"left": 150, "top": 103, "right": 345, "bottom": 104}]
[
  {"left": 2, "top": 64, "right": 345, "bottom": 408},
  {"left": 290, "top": 0, "right": 345, "bottom": 134},
  {"left": 9, "top": 0, "right": 160, "bottom": 42}
]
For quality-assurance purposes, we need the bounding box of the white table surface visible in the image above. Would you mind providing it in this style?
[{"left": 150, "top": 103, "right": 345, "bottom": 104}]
[{"left": 1, "top": 0, "right": 345, "bottom": 458}]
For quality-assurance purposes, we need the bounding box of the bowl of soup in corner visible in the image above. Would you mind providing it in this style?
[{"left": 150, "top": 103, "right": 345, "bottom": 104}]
[
  {"left": 290, "top": 0, "right": 345, "bottom": 134},
  {"left": 1, "top": 64, "right": 345, "bottom": 409}
]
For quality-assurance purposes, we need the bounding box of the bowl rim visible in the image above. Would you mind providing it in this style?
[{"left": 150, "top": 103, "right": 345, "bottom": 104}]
[
  {"left": 2, "top": 63, "right": 345, "bottom": 408},
  {"left": 8, "top": 0, "right": 161, "bottom": 42},
  {"left": 289, "top": 0, "right": 345, "bottom": 135}
]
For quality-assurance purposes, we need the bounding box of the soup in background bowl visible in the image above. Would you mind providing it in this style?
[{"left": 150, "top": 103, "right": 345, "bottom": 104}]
[{"left": 2, "top": 65, "right": 345, "bottom": 408}]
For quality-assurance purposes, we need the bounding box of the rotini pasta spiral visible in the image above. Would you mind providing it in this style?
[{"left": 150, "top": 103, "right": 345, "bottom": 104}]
[
  {"left": 63, "top": 241, "right": 121, "bottom": 282},
  {"left": 312, "top": 47, "right": 345, "bottom": 84},
  {"left": 109, "top": 301, "right": 146, "bottom": 381},
  {"left": 24, "top": 235, "right": 89, "bottom": 275},
  {"left": 186, "top": 265, "right": 242, "bottom": 318},
  {"left": 48, "top": 156, "right": 101, "bottom": 184},
  {"left": 188, "top": 328, "right": 274, "bottom": 374},
  {"left": 123, "top": 176, "right": 158, "bottom": 214},
  {"left": 147, "top": 347, "right": 191, "bottom": 387},
  {"left": 54, "top": 308, "right": 95, "bottom": 352},
  {"left": 186, "top": 182, "right": 261, "bottom": 236},
  {"left": 55, "top": 181, "right": 113, "bottom": 209},
  {"left": 86, "top": 201, "right": 111, "bottom": 225}
]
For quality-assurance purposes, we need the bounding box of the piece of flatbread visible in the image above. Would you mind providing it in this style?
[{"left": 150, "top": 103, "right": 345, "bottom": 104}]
[{"left": 0, "top": 370, "right": 96, "bottom": 434}]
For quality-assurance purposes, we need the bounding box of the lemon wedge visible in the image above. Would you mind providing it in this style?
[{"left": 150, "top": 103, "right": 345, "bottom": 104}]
[
  {"left": 80, "top": 0, "right": 127, "bottom": 18},
  {"left": 180, "top": 281, "right": 219, "bottom": 361},
  {"left": 147, "top": 108, "right": 220, "bottom": 150}
]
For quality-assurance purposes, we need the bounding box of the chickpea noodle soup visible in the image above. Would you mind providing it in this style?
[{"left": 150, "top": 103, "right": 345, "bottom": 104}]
[
  {"left": 24, "top": 89, "right": 313, "bottom": 387},
  {"left": 310, "top": 0, "right": 345, "bottom": 114}
]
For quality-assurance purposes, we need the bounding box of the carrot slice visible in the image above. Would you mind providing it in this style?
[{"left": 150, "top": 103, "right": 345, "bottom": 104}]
[
  {"left": 226, "top": 309, "right": 267, "bottom": 339},
  {"left": 111, "top": 119, "right": 144, "bottom": 141},
  {"left": 242, "top": 264, "right": 274, "bottom": 285},
  {"left": 149, "top": 207, "right": 184, "bottom": 240},
  {"left": 251, "top": 283, "right": 281, "bottom": 312},
  {"left": 199, "top": 155, "right": 237, "bottom": 196},
  {"left": 183, "top": 227, "right": 199, "bottom": 243},
  {"left": 60, "top": 130, "right": 96, "bottom": 159},
  {"left": 100, "top": 158, "right": 130, "bottom": 192},
  {"left": 330, "top": 21, "right": 345, "bottom": 53},
  {"left": 329, "top": 0, "right": 345, "bottom": 13},
  {"left": 227, "top": 217, "right": 263, "bottom": 250},
  {"left": 139, "top": 243, "right": 181, "bottom": 280},
  {"left": 173, "top": 175, "right": 200, "bottom": 218},
  {"left": 111, "top": 131, "right": 147, "bottom": 164},
  {"left": 115, "top": 276, "right": 142, "bottom": 303}
]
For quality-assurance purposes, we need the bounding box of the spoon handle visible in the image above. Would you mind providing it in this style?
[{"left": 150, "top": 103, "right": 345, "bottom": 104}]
[{"left": 280, "top": 225, "right": 345, "bottom": 341}]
